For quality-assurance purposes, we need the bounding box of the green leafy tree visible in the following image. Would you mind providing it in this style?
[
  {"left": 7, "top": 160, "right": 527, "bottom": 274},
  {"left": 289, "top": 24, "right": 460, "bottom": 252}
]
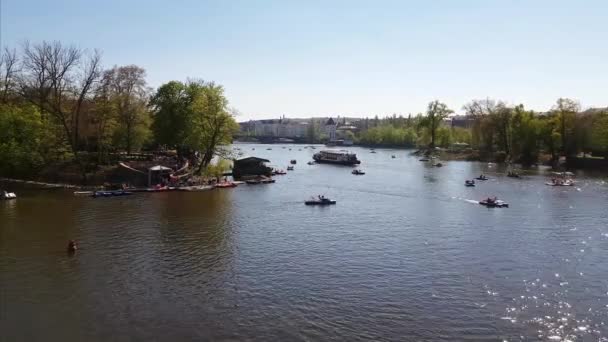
[
  {"left": 421, "top": 100, "right": 452, "bottom": 148},
  {"left": 552, "top": 98, "right": 579, "bottom": 156},
  {"left": 0, "top": 104, "right": 45, "bottom": 177},
  {"left": 150, "top": 80, "right": 238, "bottom": 174},
  {"left": 101, "top": 65, "right": 151, "bottom": 154},
  {"left": 150, "top": 81, "right": 190, "bottom": 148},
  {"left": 591, "top": 112, "right": 608, "bottom": 157}
]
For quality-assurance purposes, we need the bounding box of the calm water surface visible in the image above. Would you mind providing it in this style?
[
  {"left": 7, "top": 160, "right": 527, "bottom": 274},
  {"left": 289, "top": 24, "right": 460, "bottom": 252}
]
[{"left": 2, "top": 144, "right": 608, "bottom": 341}]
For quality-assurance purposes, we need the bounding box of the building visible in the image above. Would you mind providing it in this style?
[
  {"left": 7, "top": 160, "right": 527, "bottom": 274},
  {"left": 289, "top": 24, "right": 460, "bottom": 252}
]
[
  {"left": 324, "top": 117, "right": 337, "bottom": 141},
  {"left": 239, "top": 118, "right": 308, "bottom": 139},
  {"left": 232, "top": 157, "right": 272, "bottom": 180}
]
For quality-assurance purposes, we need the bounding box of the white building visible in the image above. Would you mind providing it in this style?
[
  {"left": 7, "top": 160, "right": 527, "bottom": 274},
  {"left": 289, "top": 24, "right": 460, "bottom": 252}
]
[
  {"left": 325, "top": 117, "right": 337, "bottom": 141},
  {"left": 249, "top": 119, "right": 308, "bottom": 138}
]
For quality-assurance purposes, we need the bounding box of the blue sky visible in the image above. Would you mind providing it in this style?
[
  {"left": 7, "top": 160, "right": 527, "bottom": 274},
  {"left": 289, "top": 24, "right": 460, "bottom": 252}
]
[{"left": 2, "top": 0, "right": 607, "bottom": 120}]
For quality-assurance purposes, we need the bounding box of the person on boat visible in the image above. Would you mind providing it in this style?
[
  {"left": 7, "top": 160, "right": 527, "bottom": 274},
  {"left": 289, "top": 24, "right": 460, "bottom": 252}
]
[{"left": 67, "top": 240, "right": 78, "bottom": 253}]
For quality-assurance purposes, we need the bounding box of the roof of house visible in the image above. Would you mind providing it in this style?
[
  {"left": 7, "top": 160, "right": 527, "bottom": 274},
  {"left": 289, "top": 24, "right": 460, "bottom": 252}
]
[
  {"left": 235, "top": 156, "right": 270, "bottom": 163},
  {"left": 149, "top": 165, "right": 172, "bottom": 171}
]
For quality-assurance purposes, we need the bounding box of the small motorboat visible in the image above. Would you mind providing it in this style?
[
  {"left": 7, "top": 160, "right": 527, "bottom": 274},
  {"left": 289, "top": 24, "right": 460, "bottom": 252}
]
[
  {"left": 433, "top": 162, "right": 443, "bottom": 167},
  {"left": 546, "top": 179, "right": 575, "bottom": 186},
  {"left": 305, "top": 196, "right": 336, "bottom": 205},
  {"left": 290, "top": 159, "right": 297, "bottom": 164},
  {"left": 546, "top": 172, "right": 575, "bottom": 186},
  {"left": 419, "top": 158, "right": 430, "bottom": 162},
  {"left": 74, "top": 191, "right": 94, "bottom": 196},
  {"left": 287, "top": 166, "right": 294, "bottom": 171},
  {"left": 215, "top": 182, "right": 238, "bottom": 188},
  {"left": 92, "top": 190, "right": 133, "bottom": 198},
  {"left": 370, "top": 150, "right": 377, "bottom": 154},
  {"left": 352, "top": 169, "right": 365, "bottom": 175},
  {"left": 1, "top": 190, "right": 17, "bottom": 200},
  {"left": 465, "top": 180, "right": 475, "bottom": 187},
  {"left": 479, "top": 197, "right": 509, "bottom": 208},
  {"left": 266, "top": 148, "right": 272, "bottom": 150},
  {"left": 507, "top": 171, "right": 520, "bottom": 178},
  {"left": 475, "top": 175, "right": 489, "bottom": 181},
  {"left": 391, "top": 155, "right": 396, "bottom": 159},
  {"left": 307, "top": 161, "right": 315, "bottom": 165}
]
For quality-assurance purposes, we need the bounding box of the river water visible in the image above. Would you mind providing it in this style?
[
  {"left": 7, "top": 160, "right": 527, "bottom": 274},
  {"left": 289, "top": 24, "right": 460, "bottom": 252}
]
[{"left": 2, "top": 144, "right": 608, "bottom": 341}]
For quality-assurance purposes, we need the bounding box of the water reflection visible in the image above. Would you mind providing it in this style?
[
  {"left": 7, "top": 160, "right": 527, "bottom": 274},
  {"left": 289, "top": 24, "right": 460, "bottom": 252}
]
[{"left": 1, "top": 146, "right": 608, "bottom": 340}]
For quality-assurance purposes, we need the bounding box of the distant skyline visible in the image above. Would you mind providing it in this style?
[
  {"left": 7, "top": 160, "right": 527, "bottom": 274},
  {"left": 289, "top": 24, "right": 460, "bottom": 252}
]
[{"left": 2, "top": 0, "right": 607, "bottom": 120}]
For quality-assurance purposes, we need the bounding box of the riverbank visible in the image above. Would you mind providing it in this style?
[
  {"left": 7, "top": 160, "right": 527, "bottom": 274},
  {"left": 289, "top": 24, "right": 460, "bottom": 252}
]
[{"left": 0, "top": 177, "right": 81, "bottom": 189}]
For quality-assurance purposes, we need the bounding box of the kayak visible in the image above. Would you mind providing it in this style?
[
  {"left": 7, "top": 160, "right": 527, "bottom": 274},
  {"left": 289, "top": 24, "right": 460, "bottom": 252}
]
[
  {"left": 305, "top": 199, "right": 336, "bottom": 205},
  {"left": 479, "top": 199, "right": 508, "bottom": 208}
]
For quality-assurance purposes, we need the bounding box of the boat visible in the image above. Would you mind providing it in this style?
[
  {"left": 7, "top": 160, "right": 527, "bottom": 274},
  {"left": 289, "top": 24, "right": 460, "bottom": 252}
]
[
  {"left": 433, "top": 162, "right": 443, "bottom": 167},
  {"left": 546, "top": 172, "right": 575, "bottom": 186},
  {"left": 370, "top": 150, "right": 377, "bottom": 154},
  {"left": 92, "top": 190, "right": 133, "bottom": 198},
  {"left": 290, "top": 159, "right": 297, "bottom": 164},
  {"left": 215, "top": 182, "right": 238, "bottom": 188},
  {"left": 272, "top": 169, "right": 287, "bottom": 175},
  {"left": 305, "top": 196, "right": 336, "bottom": 205},
  {"left": 465, "top": 180, "right": 475, "bottom": 187},
  {"left": 313, "top": 150, "right": 361, "bottom": 165},
  {"left": 546, "top": 179, "right": 575, "bottom": 186},
  {"left": 246, "top": 177, "right": 275, "bottom": 185},
  {"left": 1, "top": 190, "right": 17, "bottom": 200},
  {"left": 307, "top": 161, "right": 315, "bottom": 165},
  {"left": 507, "top": 171, "right": 520, "bottom": 178},
  {"left": 391, "top": 155, "right": 396, "bottom": 158},
  {"left": 287, "top": 166, "right": 294, "bottom": 171},
  {"left": 475, "top": 175, "right": 489, "bottom": 181},
  {"left": 479, "top": 197, "right": 509, "bottom": 208},
  {"left": 74, "top": 191, "right": 94, "bottom": 196},
  {"left": 130, "top": 185, "right": 175, "bottom": 192},
  {"left": 179, "top": 185, "right": 215, "bottom": 191},
  {"left": 419, "top": 158, "right": 430, "bottom": 162},
  {"left": 352, "top": 169, "right": 365, "bottom": 175}
]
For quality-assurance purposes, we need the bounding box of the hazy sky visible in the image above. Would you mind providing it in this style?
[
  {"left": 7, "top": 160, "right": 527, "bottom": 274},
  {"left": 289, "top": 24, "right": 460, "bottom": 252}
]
[{"left": 2, "top": 0, "right": 607, "bottom": 120}]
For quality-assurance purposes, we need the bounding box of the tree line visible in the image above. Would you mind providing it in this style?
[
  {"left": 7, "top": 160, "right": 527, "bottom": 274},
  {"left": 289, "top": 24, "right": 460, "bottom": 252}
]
[
  {"left": 0, "top": 41, "right": 238, "bottom": 181},
  {"left": 355, "top": 99, "right": 608, "bottom": 165}
]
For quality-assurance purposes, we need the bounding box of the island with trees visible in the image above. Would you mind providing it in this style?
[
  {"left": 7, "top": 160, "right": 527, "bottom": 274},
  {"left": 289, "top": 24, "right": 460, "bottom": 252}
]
[{"left": 0, "top": 41, "right": 238, "bottom": 185}]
